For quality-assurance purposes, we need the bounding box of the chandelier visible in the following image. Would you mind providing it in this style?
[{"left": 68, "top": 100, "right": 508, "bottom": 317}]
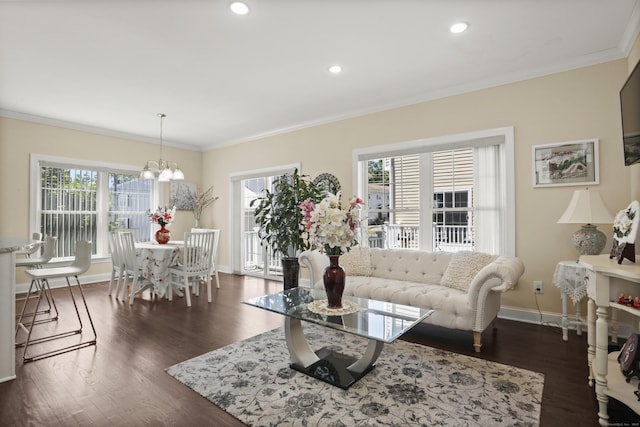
[{"left": 140, "top": 113, "right": 184, "bottom": 182}]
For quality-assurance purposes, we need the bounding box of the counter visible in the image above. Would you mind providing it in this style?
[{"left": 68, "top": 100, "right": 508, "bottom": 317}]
[{"left": 0, "top": 238, "right": 28, "bottom": 383}]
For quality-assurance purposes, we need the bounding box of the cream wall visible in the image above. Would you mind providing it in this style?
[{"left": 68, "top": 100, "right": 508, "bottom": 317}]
[
  {"left": 0, "top": 55, "right": 635, "bottom": 318},
  {"left": 203, "top": 58, "right": 631, "bottom": 317},
  {"left": 0, "top": 117, "right": 202, "bottom": 282}
]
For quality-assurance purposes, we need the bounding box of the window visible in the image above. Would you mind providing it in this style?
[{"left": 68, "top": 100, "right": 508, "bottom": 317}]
[
  {"left": 229, "top": 164, "right": 300, "bottom": 279},
  {"left": 355, "top": 128, "right": 515, "bottom": 255},
  {"left": 31, "top": 155, "right": 155, "bottom": 260},
  {"left": 108, "top": 173, "right": 154, "bottom": 243}
]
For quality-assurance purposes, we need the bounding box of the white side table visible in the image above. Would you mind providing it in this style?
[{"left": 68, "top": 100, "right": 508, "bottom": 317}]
[{"left": 553, "top": 260, "right": 589, "bottom": 341}]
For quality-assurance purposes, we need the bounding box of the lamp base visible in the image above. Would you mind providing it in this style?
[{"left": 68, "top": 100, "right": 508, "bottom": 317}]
[{"left": 571, "top": 224, "right": 606, "bottom": 256}]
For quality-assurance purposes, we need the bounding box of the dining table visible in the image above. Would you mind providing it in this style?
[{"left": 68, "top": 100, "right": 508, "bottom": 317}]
[{"left": 134, "top": 241, "right": 182, "bottom": 299}]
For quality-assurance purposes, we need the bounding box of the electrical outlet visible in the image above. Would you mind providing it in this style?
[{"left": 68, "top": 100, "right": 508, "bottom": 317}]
[{"left": 533, "top": 280, "right": 543, "bottom": 294}]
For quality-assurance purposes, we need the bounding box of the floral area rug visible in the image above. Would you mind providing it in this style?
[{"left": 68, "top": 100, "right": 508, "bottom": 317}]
[{"left": 166, "top": 324, "right": 543, "bottom": 426}]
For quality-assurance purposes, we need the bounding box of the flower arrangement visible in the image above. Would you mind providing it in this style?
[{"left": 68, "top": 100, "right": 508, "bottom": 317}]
[
  {"left": 300, "top": 192, "right": 364, "bottom": 256},
  {"left": 613, "top": 205, "right": 637, "bottom": 240},
  {"left": 147, "top": 206, "right": 175, "bottom": 227}
]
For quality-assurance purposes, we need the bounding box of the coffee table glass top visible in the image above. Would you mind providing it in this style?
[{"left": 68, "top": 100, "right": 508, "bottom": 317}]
[{"left": 244, "top": 287, "right": 434, "bottom": 343}]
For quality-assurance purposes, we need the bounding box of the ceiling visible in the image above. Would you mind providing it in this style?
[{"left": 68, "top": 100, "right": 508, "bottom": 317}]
[{"left": 1, "top": 1, "right": 639, "bottom": 152}]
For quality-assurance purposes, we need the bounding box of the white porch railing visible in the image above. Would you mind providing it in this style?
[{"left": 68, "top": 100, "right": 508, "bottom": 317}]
[
  {"left": 244, "top": 230, "right": 281, "bottom": 275},
  {"left": 367, "top": 223, "right": 473, "bottom": 252},
  {"left": 243, "top": 223, "right": 474, "bottom": 269}
]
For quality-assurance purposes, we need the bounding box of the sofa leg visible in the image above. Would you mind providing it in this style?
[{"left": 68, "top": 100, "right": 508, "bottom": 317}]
[{"left": 473, "top": 331, "right": 482, "bottom": 353}]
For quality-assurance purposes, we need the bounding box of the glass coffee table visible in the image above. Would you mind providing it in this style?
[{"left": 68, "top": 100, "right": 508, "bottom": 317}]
[{"left": 244, "top": 287, "right": 434, "bottom": 389}]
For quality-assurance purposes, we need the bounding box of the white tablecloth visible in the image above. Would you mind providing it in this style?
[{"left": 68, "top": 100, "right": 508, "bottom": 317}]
[
  {"left": 135, "top": 242, "right": 180, "bottom": 298},
  {"left": 553, "top": 260, "right": 589, "bottom": 304}
]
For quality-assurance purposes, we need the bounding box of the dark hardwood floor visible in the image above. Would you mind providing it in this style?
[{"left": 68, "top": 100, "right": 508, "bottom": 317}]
[{"left": 0, "top": 274, "right": 635, "bottom": 426}]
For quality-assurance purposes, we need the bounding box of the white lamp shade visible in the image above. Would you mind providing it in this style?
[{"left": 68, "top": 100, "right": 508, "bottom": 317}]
[
  {"left": 158, "top": 168, "right": 173, "bottom": 182},
  {"left": 140, "top": 168, "right": 154, "bottom": 180},
  {"left": 557, "top": 189, "right": 614, "bottom": 224},
  {"left": 172, "top": 168, "right": 185, "bottom": 180}
]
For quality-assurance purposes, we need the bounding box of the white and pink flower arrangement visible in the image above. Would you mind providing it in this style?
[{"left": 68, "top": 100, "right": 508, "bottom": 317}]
[
  {"left": 300, "top": 192, "right": 364, "bottom": 256},
  {"left": 147, "top": 206, "right": 175, "bottom": 227},
  {"left": 613, "top": 201, "right": 639, "bottom": 243}
]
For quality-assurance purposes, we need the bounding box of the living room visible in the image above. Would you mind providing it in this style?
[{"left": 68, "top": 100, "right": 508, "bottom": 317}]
[{"left": 2, "top": 1, "right": 640, "bottom": 425}]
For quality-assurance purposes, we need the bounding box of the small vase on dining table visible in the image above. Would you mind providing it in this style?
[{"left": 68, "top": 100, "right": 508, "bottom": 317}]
[
  {"left": 155, "top": 225, "right": 171, "bottom": 244},
  {"left": 323, "top": 255, "right": 345, "bottom": 309}
]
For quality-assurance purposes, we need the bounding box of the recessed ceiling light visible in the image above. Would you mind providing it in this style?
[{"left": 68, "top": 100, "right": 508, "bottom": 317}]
[
  {"left": 230, "top": 2, "right": 249, "bottom": 15},
  {"left": 450, "top": 22, "right": 468, "bottom": 34},
  {"left": 328, "top": 65, "right": 343, "bottom": 74}
]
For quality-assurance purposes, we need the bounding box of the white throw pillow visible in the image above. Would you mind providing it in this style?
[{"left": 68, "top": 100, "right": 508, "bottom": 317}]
[
  {"left": 339, "top": 247, "right": 372, "bottom": 276},
  {"left": 440, "top": 251, "right": 496, "bottom": 292}
]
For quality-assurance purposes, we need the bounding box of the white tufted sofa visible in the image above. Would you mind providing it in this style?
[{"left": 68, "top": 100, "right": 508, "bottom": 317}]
[{"left": 299, "top": 247, "right": 525, "bottom": 352}]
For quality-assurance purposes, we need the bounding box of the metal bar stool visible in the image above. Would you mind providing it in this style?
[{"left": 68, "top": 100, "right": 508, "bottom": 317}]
[
  {"left": 15, "top": 236, "right": 58, "bottom": 326},
  {"left": 16, "top": 240, "right": 97, "bottom": 363}
]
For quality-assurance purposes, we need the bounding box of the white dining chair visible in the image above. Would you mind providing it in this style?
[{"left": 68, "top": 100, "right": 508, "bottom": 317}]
[
  {"left": 119, "top": 232, "right": 152, "bottom": 304},
  {"left": 17, "top": 240, "right": 96, "bottom": 363},
  {"left": 191, "top": 228, "right": 221, "bottom": 290},
  {"left": 169, "top": 231, "right": 216, "bottom": 307},
  {"left": 107, "top": 231, "right": 125, "bottom": 297}
]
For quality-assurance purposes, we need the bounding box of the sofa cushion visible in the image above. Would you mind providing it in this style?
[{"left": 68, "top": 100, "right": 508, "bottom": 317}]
[
  {"left": 340, "top": 247, "right": 372, "bottom": 276},
  {"left": 440, "top": 251, "right": 497, "bottom": 292},
  {"left": 369, "top": 248, "right": 452, "bottom": 285}
]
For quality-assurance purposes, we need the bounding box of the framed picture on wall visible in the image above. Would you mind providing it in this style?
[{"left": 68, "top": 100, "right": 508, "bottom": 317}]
[
  {"left": 169, "top": 181, "right": 197, "bottom": 210},
  {"left": 532, "top": 139, "right": 599, "bottom": 187}
]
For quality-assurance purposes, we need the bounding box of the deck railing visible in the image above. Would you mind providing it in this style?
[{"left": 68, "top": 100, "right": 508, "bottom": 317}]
[
  {"left": 367, "top": 223, "right": 473, "bottom": 252},
  {"left": 241, "top": 223, "right": 474, "bottom": 270}
]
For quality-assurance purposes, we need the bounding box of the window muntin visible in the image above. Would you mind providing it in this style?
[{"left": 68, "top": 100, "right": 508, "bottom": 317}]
[
  {"left": 357, "top": 129, "right": 513, "bottom": 255},
  {"left": 34, "top": 157, "right": 154, "bottom": 260},
  {"left": 108, "top": 173, "right": 153, "bottom": 243},
  {"left": 40, "top": 167, "right": 98, "bottom": 258}
]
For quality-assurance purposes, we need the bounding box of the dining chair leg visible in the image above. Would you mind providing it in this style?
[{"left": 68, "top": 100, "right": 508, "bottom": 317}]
[
  {"left": 206, "top": 276, "right": 212, "bottom": 303},
  {"left": 184, "top": 274, "right": 192, "bottom": 307},
  {"left": 119, "top": 274, "right": 129, "bottom": 301},
  {"left": 108, "top": 271, "right": 117, "bottom": 296}
]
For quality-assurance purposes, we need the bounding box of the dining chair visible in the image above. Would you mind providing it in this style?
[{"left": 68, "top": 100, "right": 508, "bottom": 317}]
[
  {"left": 169, "top": 231, "right": 216, "bottom": 307},
  {"left": 107, "top": 231, "right": 125, "bottom": 297},
  {"left": 190, "top": 228, "right": 221, "bottom": 290},
  {"left": 14, "top": 235, "right": 58, "bottom": 325},
  {"left": 16, "top": 240, "right": 96, "bottom": 363},
  {"left": 119, "top": 232, "right": 152, "bottom": 304}
]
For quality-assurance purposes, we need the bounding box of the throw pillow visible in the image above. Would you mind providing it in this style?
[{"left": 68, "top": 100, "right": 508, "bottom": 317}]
[
  {"left": 339, "top": 247, "right": 372, "bottom": 276},
  {"left": 440, "top": 251, "right": 497, "bottom": 292}
]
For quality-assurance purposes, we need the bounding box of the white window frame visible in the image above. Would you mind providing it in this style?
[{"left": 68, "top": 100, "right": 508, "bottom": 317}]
[
  {"left": 353, "top": 127, "right": 516, "bottom": 256},
  {"left": 30, "top": 154, "right": 161, "bottom": 261},
  {"left": 229, "top": 163, "right": 301, "bottom": 275}
]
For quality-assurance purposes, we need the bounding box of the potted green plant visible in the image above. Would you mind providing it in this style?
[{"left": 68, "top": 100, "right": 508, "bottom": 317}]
[{"left": 250, "top": 168, "right": 321, "bottom": 289}]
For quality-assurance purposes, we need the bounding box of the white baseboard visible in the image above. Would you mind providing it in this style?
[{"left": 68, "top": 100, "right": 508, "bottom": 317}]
[{"left": 498, "top": 305, "right": 634, "bottom": 340}]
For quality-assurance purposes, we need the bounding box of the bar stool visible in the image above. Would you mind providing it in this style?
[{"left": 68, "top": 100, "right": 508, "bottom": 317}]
[
  {"left": 15, "top": 232, "right": 44, "bottom": 258},
  {"left": 15, "top": 236, "right": 58, "bottom": 326},
  {"left": 16, "top": 240, "right": 97, "bottom": 363}
]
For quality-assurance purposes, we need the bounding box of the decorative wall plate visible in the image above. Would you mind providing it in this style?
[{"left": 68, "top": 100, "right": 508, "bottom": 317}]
[{"left": 313, "top": 173, "right": 341, "bottom": 195}]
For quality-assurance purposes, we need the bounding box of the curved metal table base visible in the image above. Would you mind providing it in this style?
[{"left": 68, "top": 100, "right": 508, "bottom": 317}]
[{"left": 284, "top": 317, "right": 384, "bottom": 389}]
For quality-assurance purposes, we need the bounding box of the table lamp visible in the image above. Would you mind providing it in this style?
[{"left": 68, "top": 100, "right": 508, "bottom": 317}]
[{"left": 557, "top": 188, "right": 614, "bottom": 256}]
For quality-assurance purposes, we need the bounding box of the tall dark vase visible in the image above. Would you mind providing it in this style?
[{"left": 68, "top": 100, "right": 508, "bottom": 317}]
[
  {"left": 323, "top": 255, "right": 345, "bottom": 309},
  {"left": 281, "top": 257, "right": 300, "bottom": 290},
  {"left": 155, "top": 225, "right": 171, "bottom": 244}
]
